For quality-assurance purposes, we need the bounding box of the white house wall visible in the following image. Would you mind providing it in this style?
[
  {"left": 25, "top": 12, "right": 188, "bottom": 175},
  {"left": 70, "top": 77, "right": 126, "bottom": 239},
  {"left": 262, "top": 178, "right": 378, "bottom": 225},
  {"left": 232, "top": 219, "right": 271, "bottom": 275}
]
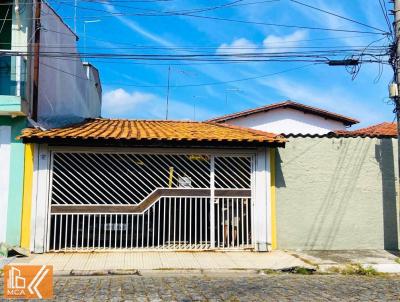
[
  {"left": 225, "top": 108, "right": 347, "bottom": 135},
  {"left": 37, "top": 3, "right": 101, "bottom": 128}
]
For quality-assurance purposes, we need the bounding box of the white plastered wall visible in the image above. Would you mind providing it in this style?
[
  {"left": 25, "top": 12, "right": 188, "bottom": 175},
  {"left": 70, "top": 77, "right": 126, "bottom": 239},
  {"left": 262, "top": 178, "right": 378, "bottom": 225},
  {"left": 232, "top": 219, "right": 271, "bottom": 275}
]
[{"left": 225, "top": 108, "right": 347, "bottom": 135}]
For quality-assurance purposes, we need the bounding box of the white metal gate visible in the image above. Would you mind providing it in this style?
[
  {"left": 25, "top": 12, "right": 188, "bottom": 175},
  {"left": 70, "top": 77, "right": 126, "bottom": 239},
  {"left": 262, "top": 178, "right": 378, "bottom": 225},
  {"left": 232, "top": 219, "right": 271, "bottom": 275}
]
[{"left": 47, "top": 151, "right": 254, "bottom": 251}]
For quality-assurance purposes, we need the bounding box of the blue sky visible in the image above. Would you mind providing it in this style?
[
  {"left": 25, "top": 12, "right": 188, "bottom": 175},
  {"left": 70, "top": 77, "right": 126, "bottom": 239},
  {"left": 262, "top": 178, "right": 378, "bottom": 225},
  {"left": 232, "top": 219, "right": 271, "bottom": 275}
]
[{"left": 49, "top": 0, "right": 394, "bottom": 128}]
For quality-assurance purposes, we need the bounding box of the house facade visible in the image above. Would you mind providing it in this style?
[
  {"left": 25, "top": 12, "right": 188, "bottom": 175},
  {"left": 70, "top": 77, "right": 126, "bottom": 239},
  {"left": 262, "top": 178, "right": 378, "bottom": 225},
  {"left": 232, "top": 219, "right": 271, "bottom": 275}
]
[
  {"left": 0, "top": 2, "right": 101, "bottom": 247},
  {"left": 207, "top": 101, "right": 359, "bottom": 135},
  {"left": 211, "top": 102, "right": 399, "bottom": 250},
  {"left": 19, "top": 119, "right": 285, "bottom": 253}
]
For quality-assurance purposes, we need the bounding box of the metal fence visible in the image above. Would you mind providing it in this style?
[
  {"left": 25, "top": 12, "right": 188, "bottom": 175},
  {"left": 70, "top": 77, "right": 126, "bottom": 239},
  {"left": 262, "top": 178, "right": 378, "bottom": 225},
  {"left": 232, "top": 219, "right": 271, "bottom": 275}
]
[{"left": 48, "top": 151, "right": 254, "bottom": 251}]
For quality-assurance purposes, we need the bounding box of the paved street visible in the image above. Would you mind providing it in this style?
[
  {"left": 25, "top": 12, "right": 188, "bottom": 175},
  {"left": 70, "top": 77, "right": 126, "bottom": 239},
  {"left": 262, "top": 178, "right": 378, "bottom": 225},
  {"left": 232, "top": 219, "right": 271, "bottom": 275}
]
[{"left": 3, "top": 273, "right": 400, "bottom": 301}]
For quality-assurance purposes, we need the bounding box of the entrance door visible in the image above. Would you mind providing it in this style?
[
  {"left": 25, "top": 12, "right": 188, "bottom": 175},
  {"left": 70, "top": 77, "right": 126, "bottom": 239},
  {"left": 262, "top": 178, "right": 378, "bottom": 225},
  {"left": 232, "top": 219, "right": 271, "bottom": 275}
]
[{"left": 47, "top": 151, "right": 254, "bottom": 251}]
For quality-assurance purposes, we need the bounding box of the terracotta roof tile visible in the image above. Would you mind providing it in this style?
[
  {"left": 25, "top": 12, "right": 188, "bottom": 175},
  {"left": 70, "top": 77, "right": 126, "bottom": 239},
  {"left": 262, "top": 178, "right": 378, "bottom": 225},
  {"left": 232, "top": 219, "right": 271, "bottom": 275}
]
[
  {"left": 20, "top": 118, "right": 286, "bottom": 145},
  {"left": 335, "top": 122, "right": 397, "bottom": 138},
  {"left": 207, "top": 100, "right": 359, "bottom": 126}
]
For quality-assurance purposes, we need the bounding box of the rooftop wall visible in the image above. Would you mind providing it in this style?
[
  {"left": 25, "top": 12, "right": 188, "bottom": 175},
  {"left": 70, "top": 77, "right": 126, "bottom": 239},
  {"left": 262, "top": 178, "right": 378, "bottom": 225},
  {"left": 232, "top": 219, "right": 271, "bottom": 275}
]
[{"left": 37, "top": 3, "right": 101, "bottom": 128}]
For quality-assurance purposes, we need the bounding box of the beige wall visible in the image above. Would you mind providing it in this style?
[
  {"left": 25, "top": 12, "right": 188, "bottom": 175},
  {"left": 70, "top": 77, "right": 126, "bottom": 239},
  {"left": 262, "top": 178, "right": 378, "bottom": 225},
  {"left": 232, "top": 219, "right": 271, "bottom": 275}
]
[{"left": 276, "top": 137, "right": 399, "bottom": 250}]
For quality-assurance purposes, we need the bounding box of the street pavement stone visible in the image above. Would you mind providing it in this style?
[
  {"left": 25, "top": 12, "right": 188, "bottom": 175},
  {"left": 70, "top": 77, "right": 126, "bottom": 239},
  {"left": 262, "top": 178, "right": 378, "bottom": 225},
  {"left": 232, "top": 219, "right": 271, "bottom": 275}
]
[{"left": 1, "top": 273, "right": 400, "bottom": 301}]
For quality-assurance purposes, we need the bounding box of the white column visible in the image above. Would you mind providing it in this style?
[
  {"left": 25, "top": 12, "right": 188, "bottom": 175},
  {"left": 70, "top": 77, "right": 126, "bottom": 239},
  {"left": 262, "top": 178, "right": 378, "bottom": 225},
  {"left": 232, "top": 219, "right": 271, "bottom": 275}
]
[
  {"left": 0, "top": 126, "right": 11, "bottom": 244},
  {"left": 253, "top": 147, "right": 271, "bottom": 251},
  {"left": 32, "top": 144, "right": 51, "bottom": 253}
]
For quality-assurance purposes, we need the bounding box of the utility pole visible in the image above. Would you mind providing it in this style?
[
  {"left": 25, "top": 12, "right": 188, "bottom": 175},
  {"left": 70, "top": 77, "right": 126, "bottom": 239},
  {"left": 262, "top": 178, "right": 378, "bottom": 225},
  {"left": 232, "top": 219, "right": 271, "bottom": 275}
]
[
  {"left": 32, "top": 0, "right": 41, "bottom": 121},
  {"left": 393, "top": 0, "right": 400, "bottom": 192}
]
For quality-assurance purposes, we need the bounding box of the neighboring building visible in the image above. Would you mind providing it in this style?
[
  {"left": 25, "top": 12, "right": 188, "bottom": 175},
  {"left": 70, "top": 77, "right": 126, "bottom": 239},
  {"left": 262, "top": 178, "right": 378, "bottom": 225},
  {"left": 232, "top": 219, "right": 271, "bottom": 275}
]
[
  {"left": 275, "top": 122, "right": 399, "bottom": 250},
  {"left": 207, "top": 100, "right": 359, "bottom": 135},
  {"left": 19, "top": 119, "right": 285, "bottom": 253},
  {"left": 0, "top": 2, "right": 101, "bottom": 247}
]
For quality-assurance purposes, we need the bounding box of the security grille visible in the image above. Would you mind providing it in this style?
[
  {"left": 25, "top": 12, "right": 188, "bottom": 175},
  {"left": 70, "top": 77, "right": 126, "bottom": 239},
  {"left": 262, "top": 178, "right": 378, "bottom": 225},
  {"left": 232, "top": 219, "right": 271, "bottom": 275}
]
[{"left": 48, "top": 151, "right": 254, "bottom": 251}]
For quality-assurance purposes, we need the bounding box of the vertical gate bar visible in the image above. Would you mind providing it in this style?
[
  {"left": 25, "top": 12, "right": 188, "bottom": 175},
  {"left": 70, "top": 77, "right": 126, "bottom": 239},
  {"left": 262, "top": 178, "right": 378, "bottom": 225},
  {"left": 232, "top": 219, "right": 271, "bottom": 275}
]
[
  {"left": 130, "top": 214, "right": 134, "bottom": 249},
  {"left": 87, "top": 215, "right": 91, "bottom": 250},
  {"left": 163, "top": 198, "right": 166, "bottom": 249},
  {"left": 64, "top": 214, "right": 68, "bottom": 251},
  {"left": 222, "top": 199, "right": 225, "bottom": 248},
  {"left": 227, "top": 199, "right": 230, "bottom": 248},
  {"left": 179, "top": 198, "right": 182, "bottom": 249},
  {"left": 52, "top": 215, "right": 57, "bottom": 251},
  {"left": 124, "top": 214, "right": 128, "bottom": 249},
  {"left": 157, "top": 202, "right": 160, "bottom": 249},
  {"left": 241, "top": 199, "right": 244, "bottom": 248},
  {"left": 71, "top": 215, "right": 74, "bottom": 250},
  {"left": 98, "top": 215, "right": 101, "bottom": 249},
  {"left": 189, "top": 197, "right": 192, "bottom": 249},
  {"left": 217, "top": 199, "right": 220, "bottom": 248},
  {"left": 173, "top": 197, "right": 176, "bottom": 248},
  {"left": 147, "top": 208, "right": 150, "bottom": 248},
  {"left": 76, "top": 215, "right": 79, "bottom": 251},
  {"left": 82, "top": 215, "right": 85, "bottom": 249},
  {"left": 231, "top": 199, "right": 234, "bottom": 248},
  {"left": 136, "top": 214, "right": 139, "bottom": 249},
  {"left": 104, "top": 215, "right": 107, "bottom": 249},
  {"left": 184, "top": 198, "right": 187, "bottom": 248},
  {"left": 114, "top": 215, "right": 117, "bottom": 249},
  {"left": 200, "top": 198, "right": 202, "bottom": 248},
  {"left": 152, "top": 204, "right": 155, "bottom": 248},
  {"left": 168, "top": 197, "right": 171, "bottom": 248},
  {"left": 58, "top": 215, "right": 63, "bottom": 251},
  {"left": 210, "top": 155, "right": 215, "bottom": 249},
  {"left": 93, "top": 215, "right": 96, "bottom": 249},
  {"left": 246, "top": 199, "right": 249, "bottom": 246},
  {"left": 141, "top": 213, "right": 144, "bottom": 248},
  {"left": 195, "top": 198, "right": 197, "bottom": 248},
  {"left": 236, "top": 198, "right": 239, "bottom": 248},
  {"left": 120, "top": 214, "right": 123, "bottom": 249},
  {"left": 205, "top": 197, "right": 208, "bottom": 249},
  {"left": 109, "top": 215, "right": 112, "bottom": 249}
]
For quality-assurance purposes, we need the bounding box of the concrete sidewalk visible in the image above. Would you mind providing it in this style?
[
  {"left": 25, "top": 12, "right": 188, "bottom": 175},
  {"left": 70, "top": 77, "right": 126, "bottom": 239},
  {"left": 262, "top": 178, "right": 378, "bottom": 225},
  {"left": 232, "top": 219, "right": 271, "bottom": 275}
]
[
  {"left": 9, "top": 251, "right": 311, "bottom": 275},
  {"left": 289, "top": 250, "right": 400, "bottom": 273}
]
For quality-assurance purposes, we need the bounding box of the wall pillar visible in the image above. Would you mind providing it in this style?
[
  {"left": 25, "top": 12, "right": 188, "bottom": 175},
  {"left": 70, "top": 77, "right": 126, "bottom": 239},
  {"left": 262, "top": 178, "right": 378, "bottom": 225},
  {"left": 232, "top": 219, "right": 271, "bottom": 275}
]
[{"left": 253, "top": 147, "right": 271, "bottom": 251}]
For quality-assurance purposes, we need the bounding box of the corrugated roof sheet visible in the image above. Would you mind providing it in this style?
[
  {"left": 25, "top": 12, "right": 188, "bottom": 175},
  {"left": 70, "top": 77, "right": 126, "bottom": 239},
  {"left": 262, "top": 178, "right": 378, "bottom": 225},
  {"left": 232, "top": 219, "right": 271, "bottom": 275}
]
[
  {"left": 20, "top": 118, "right": 286, "bottom": 145},
  {"left": 207, "top": 100, "right": 359, "bottom": 126}
]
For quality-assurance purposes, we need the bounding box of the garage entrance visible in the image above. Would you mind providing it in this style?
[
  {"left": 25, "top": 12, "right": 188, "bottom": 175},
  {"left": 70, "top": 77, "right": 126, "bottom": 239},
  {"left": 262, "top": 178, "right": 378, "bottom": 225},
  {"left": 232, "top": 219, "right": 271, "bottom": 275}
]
[{"left": 47, "top": 151, "right": 254, "bottom": 251}]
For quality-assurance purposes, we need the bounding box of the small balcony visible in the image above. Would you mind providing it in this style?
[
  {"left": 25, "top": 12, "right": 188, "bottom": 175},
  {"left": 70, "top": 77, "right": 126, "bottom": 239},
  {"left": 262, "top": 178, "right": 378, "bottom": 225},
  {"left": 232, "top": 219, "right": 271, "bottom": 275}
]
[{"left": 0, "top": 53, "right": 27, "bottom": 115}]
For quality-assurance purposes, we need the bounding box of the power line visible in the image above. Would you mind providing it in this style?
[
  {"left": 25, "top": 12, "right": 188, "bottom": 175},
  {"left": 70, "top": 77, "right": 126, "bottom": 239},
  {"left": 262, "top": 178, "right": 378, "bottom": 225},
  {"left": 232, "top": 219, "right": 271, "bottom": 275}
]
[
  {"left": 0, "top": 2, "right": 387, "bottom": 35},
  {"left": 378, "top": 0, "right": 393, "bottom": 36},
  {"left": 289, "top": 0, "right": 389, "bottom": 34}
]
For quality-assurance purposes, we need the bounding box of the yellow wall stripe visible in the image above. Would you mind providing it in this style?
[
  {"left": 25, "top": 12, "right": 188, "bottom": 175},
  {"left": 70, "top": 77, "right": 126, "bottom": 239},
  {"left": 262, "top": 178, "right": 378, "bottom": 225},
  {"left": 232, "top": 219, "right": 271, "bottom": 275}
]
[
  {"left": 20, "top": 143, "right": 34, "bottom": 249},
  {"left": 270, "top": 148, "right": 277, "bottom": 250}
]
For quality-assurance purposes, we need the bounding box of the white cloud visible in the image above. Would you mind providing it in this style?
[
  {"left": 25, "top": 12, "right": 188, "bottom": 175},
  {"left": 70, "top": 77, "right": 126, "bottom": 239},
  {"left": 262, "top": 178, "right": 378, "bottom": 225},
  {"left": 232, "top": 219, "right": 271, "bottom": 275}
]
[
  {"left": 217, "top": 38, "right": 257, "bottom": 55},
  {"left": 263, "top": 30, "right": 308, "bottom": 52},
  {"left": 216, "top": 30, "right": 308, "bottom": 56},
  {"left": 103, "top": 3, "right": 174, "bottom": 48},
  {"left": 102, "top": 89, "right": 156, "bottom": 117},
  {"left": 102, "top": 88, "right": 216, "bottom": 120}
]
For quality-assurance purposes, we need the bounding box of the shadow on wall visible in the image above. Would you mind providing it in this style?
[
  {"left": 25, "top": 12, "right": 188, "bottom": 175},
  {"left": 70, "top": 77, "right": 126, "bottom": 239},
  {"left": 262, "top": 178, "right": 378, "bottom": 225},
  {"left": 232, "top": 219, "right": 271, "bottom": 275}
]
[
  {"left": 275, "top": 150, "right": 286, "bottom": 188},
  {"left": 375, "top": 139, "right": 398, "bottom": 251}
]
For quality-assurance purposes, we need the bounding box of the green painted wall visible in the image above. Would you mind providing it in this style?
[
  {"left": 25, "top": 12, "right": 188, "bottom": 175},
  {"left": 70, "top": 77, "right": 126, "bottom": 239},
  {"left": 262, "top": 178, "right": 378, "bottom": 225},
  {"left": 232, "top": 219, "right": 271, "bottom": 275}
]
[
  {"left": 0, "top": 116, "right": 26, "bottom": 246},
  {"left": 276, "top": 137, "right": 399, "bottom": 250}
]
